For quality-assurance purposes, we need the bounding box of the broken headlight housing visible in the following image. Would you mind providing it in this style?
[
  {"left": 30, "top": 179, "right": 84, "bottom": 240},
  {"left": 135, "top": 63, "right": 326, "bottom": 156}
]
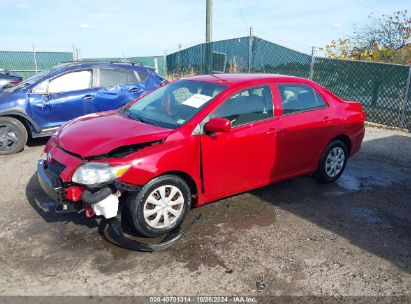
[{"left": 72, "top": 162, "right": 130, "bottom": 186}]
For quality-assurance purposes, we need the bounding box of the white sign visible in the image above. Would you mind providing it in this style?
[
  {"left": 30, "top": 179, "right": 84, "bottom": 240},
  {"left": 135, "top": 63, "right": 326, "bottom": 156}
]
[{"left": 182, "top": 94, "right": 212, "bottom": 108}]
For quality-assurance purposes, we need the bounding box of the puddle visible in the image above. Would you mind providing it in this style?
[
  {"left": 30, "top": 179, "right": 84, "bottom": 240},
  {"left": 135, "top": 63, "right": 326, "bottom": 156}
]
[
  {"left": 168, "top": 194, "right": 277, "bottom": 271},
  {"left": 346, "top": 205, "right": 393, "bottom": 229},
  {"left": 336, "top": 160, "right": 410, "bottom": 192}
]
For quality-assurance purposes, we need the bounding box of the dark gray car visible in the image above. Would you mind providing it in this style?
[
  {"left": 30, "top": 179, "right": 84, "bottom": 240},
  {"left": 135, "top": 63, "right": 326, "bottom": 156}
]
[{"left": 0, "top": 69, "right": 22, "bottom": 91}]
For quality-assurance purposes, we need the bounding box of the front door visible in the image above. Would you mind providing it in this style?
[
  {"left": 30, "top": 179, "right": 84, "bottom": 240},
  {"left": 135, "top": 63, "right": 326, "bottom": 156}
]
[
  {"left": 29, "top": 69, "right": 95, "bottom": 128},
  {"left": 201, "top": 84, "right": 277, "bottom": 199}
]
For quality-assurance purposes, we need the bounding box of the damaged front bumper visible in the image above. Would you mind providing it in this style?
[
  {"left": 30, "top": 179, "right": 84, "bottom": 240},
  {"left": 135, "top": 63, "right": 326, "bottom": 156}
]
[
  {"left": 37, "top": 160, "right": 123, "bottom": 218},
  {"left": 37, "top": 160, "right": 201, "bottom": 252},
  {"left": 37, "top": 160, "right": 81, "bottom": 213}
]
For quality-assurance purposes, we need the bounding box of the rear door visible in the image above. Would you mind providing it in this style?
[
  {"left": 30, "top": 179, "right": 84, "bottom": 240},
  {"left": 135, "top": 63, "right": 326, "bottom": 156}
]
[
  {"left": 201, "top": 84, "right": 278, "bottom": 199},
  {"left": 29, "top": 69, "right": 96, "bottom": 128},
  {"left": 272, "top": 83, "right": 335, "bottom": 178},
  {"left": 92, "top": 67, "right": 146, "bottom": 112}
]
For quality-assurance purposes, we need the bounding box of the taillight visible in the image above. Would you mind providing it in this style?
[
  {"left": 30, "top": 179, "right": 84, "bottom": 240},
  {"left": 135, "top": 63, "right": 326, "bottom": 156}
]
[{"left": 9, "top": 79, "right": 21, "bottom": 84}]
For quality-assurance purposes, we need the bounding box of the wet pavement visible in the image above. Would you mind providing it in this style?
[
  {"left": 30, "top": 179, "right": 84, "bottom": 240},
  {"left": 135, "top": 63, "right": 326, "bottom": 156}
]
[{"left": 0, "top": 127, "right": 410, "bottom": 296}]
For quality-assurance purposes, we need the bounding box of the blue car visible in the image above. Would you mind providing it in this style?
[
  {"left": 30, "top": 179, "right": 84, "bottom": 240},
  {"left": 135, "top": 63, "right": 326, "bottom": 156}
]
[{"left": 0, "top": 62, "right": 166, "bottom": 154}]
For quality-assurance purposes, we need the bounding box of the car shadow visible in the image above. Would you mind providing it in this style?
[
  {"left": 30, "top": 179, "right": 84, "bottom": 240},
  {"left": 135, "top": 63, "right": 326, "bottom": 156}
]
[
  {"left": 251, "top": 134, "right": 411, "bottom": 274},
  {"left": 25, "top": 172, "right": 98, "bottom": 229},
  {"left": 26, "top": 137, "right": 49, "bottom": 147}
]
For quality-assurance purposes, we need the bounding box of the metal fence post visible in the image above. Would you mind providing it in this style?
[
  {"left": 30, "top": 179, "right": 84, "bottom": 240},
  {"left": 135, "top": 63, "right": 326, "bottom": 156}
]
[
  {"left": 309, "top": 46, "right": 315, "bottom": 80},
  {"left": 154, "top": 58, "right": 159, "bottom": 73},
  {"left": 400, "top": 65, "right": 411, "bottom": 128},
  {"left": 248, "top": 26, "right": 253, "bottom": 73},
  {"left": 72, "top": 44, "right": 77, "bottom": 61},
  {"left": 32, "top": 44, "right": 38, "bottom": 73},
  {"left": 76, "top": 48, "right": 82, "bottom": 61},
  {"left": 163, "top": 50, "right": 167, "bottom": 76}
]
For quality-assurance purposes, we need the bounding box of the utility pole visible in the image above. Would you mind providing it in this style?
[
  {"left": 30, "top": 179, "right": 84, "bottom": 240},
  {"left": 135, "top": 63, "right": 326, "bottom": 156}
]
[
  {"left": 76, "top": 48, "right": 82, "bottom": 61},
  {"left": 72, "top": 44, "right": 76, "bottom": 61},
  {"left": 32, "top": 43, "right": 38, "bottom": 73},
  {"left": 205, "top": 0, "right": 212, "bottom": 74},
  {"left": 206, "top": 0, "right": 212, "bottom": 43},
  {"left": 248, "top": 26, "right": 253, "bottom": 73},
  {"left": 309, "top": 46, "right": 316, "bottom": 80}
]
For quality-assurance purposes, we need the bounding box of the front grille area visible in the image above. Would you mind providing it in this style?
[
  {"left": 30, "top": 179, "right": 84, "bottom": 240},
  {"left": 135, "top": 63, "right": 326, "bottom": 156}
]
[{"left": 48, "top": 160, "right": 66, "bottom": 179}]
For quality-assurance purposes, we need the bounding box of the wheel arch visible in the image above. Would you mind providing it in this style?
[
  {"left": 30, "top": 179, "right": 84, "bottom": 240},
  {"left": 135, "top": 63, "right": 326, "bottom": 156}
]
[
  {"left": 158, "top": 170, "right": 199, "bottom": 199},
  {"left": 0, "top": 110, "right": 39, "bottom": 136},
  {"left": 331, "top": 134, "right": 352, "bottom": 156},
  {"left": 1, "top": 114, "right": 33, "bottom": 137}
]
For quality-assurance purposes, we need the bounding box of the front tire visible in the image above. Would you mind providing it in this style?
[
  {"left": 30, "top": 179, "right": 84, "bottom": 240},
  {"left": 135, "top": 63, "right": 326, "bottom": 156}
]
[
  {"left": 314, "top": 140, "right": 348, "bottom": 183},
  {"left": 126, "top": 174, "right": 192, "bottom": 237},
  {"left": 0, "top": 116, "right": 28, "bottom": 155}
]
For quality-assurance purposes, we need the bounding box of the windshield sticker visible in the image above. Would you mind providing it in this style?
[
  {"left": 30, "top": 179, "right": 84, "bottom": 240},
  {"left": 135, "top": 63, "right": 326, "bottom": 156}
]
[{"left": 182, "top": 94, "right": 212, "bottom": 108}]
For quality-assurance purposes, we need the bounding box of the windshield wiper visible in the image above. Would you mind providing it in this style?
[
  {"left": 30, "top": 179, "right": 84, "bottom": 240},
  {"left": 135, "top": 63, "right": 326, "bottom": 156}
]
[{"left": 124, "top": 110, "right": 157, "bottom": 126}]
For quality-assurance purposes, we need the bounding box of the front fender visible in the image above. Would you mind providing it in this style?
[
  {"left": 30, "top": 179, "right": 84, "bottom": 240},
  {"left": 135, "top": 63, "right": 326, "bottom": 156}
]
[
  {"left": 114, "top": 134, "right": 202, "bottom": 194},
  {"left": 0, "top": 107, "right": 41, "bottom": 133}
]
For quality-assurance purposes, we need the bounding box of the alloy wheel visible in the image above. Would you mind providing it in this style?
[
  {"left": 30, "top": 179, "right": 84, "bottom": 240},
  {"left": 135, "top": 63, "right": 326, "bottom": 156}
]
[
  {"left": 325, "top": 146, "right": 345, "bottom": 177},
  {"left": 0, "top": 123, "right": 20, "bottom": 152}
]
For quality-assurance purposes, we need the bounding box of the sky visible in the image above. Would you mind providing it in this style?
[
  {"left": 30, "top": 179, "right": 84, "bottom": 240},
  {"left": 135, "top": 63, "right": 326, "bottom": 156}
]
[{"left": 0, "top": 0, "right": 409, "bottom": 57}]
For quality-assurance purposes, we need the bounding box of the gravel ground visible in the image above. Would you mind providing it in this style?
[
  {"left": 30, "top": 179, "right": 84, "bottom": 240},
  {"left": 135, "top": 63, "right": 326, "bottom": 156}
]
[{"left": 0, "top": 126, "right": 410, "bottom": 296}]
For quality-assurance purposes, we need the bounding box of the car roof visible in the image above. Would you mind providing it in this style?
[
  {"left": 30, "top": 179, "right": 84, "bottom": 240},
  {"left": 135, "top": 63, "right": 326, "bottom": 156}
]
[
  {"left": 53, "top": 61, "right": 152, "bottom": 72},
  {"left": 185, "top": 73, "right": 308, "bottom": 85},
  {"left": 45, "top": 62, "right": 154, "bottom": 79}
]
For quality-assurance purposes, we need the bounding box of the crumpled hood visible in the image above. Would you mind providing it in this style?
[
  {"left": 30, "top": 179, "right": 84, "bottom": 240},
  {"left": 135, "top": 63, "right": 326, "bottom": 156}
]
[{"left": 57, "top": 111, "right": 173, "bottom": 158}]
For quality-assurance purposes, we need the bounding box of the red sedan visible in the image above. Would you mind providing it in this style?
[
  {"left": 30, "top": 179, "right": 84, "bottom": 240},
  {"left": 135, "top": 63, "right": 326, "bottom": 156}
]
[{"left": 38, "top": 74, "right": 365, "bottom": 237}]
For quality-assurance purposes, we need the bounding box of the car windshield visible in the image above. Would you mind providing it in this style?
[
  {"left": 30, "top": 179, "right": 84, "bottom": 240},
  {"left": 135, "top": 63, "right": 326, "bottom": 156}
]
[
  {"left": 123, "top": 79, "right": 227, "bottom": 129},
  {"left": 4, "top": 69, "right": 51, "bottom": 92}
]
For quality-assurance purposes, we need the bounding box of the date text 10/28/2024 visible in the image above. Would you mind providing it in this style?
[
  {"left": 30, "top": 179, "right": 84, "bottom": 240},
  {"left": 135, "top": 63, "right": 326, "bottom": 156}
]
[{"left": 149, "top": 296, "right": 257, "bottom": 303}]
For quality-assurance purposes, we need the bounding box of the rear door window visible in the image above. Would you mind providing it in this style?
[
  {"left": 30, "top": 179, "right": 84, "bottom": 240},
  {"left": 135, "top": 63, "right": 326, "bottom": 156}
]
[
  {"left": 278, "top": 84, "right": 326, "bottom": 114},
  {"left": 136, "top": 69, "right": 149, "bottom": 82},
  {"left": 99, "top": 68, "right": 138, "bottom": 87}
]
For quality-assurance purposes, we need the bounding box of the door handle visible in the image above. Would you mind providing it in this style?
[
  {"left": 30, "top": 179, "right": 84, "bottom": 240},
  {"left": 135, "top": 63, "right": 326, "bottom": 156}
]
[
  {"left": 323, "top": 116, "right": 332, "bottom": 124},
  {"left": 83, "top": 95, "right": 95, "bottom": 101},
  {"left": 130, "top": 87, "right": 143, "bottom": 93},
  {"left": 265, "top": 128, "right": 280, "bottom": 135}
]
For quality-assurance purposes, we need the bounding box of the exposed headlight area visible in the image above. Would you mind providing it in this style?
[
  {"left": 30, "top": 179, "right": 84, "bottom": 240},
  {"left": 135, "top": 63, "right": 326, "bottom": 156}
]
[{"left": 72, "top": 162, "right": 130, "bottom": 186}]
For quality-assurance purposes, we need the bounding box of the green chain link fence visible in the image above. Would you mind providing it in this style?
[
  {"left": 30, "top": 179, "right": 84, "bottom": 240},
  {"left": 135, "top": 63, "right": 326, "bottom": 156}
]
[
  {"left": 0, "top": 51, "right": 166, "bottom": 79},
  {"left": 1, "top": 36, "right": 410, "bottom": 129},
  {"left": 82, "top": 56, "right": 166, "bottom": 76},
  {"left": 312, "top": 57, "right": 410, "bottom": 129},
  {"left": 166, "top": 37, "right": 251, "bottom": 75},
  {"left": 166, "top": 36, "right": 411, "bottom": 130},
  {"left": 0, "top": 51, "right": 74, "bottom": 79}
]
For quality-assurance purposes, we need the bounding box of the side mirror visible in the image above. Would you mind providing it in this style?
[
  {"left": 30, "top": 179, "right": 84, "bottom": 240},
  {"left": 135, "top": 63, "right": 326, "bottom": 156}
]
[{"left": 205, "top": 117, "right": 232, "bottom": 133}]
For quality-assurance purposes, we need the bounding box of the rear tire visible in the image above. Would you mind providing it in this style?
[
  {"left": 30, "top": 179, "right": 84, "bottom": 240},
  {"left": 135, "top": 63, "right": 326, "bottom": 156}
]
[
  {"left": 0, "top": 116, "right": 28, "bottom": 155},
  {"left": 126, "top": 174, "right": 192, "bottom": 237},
  {"left": 314, "top": 140, "right": 348, "bottom": 183}
]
